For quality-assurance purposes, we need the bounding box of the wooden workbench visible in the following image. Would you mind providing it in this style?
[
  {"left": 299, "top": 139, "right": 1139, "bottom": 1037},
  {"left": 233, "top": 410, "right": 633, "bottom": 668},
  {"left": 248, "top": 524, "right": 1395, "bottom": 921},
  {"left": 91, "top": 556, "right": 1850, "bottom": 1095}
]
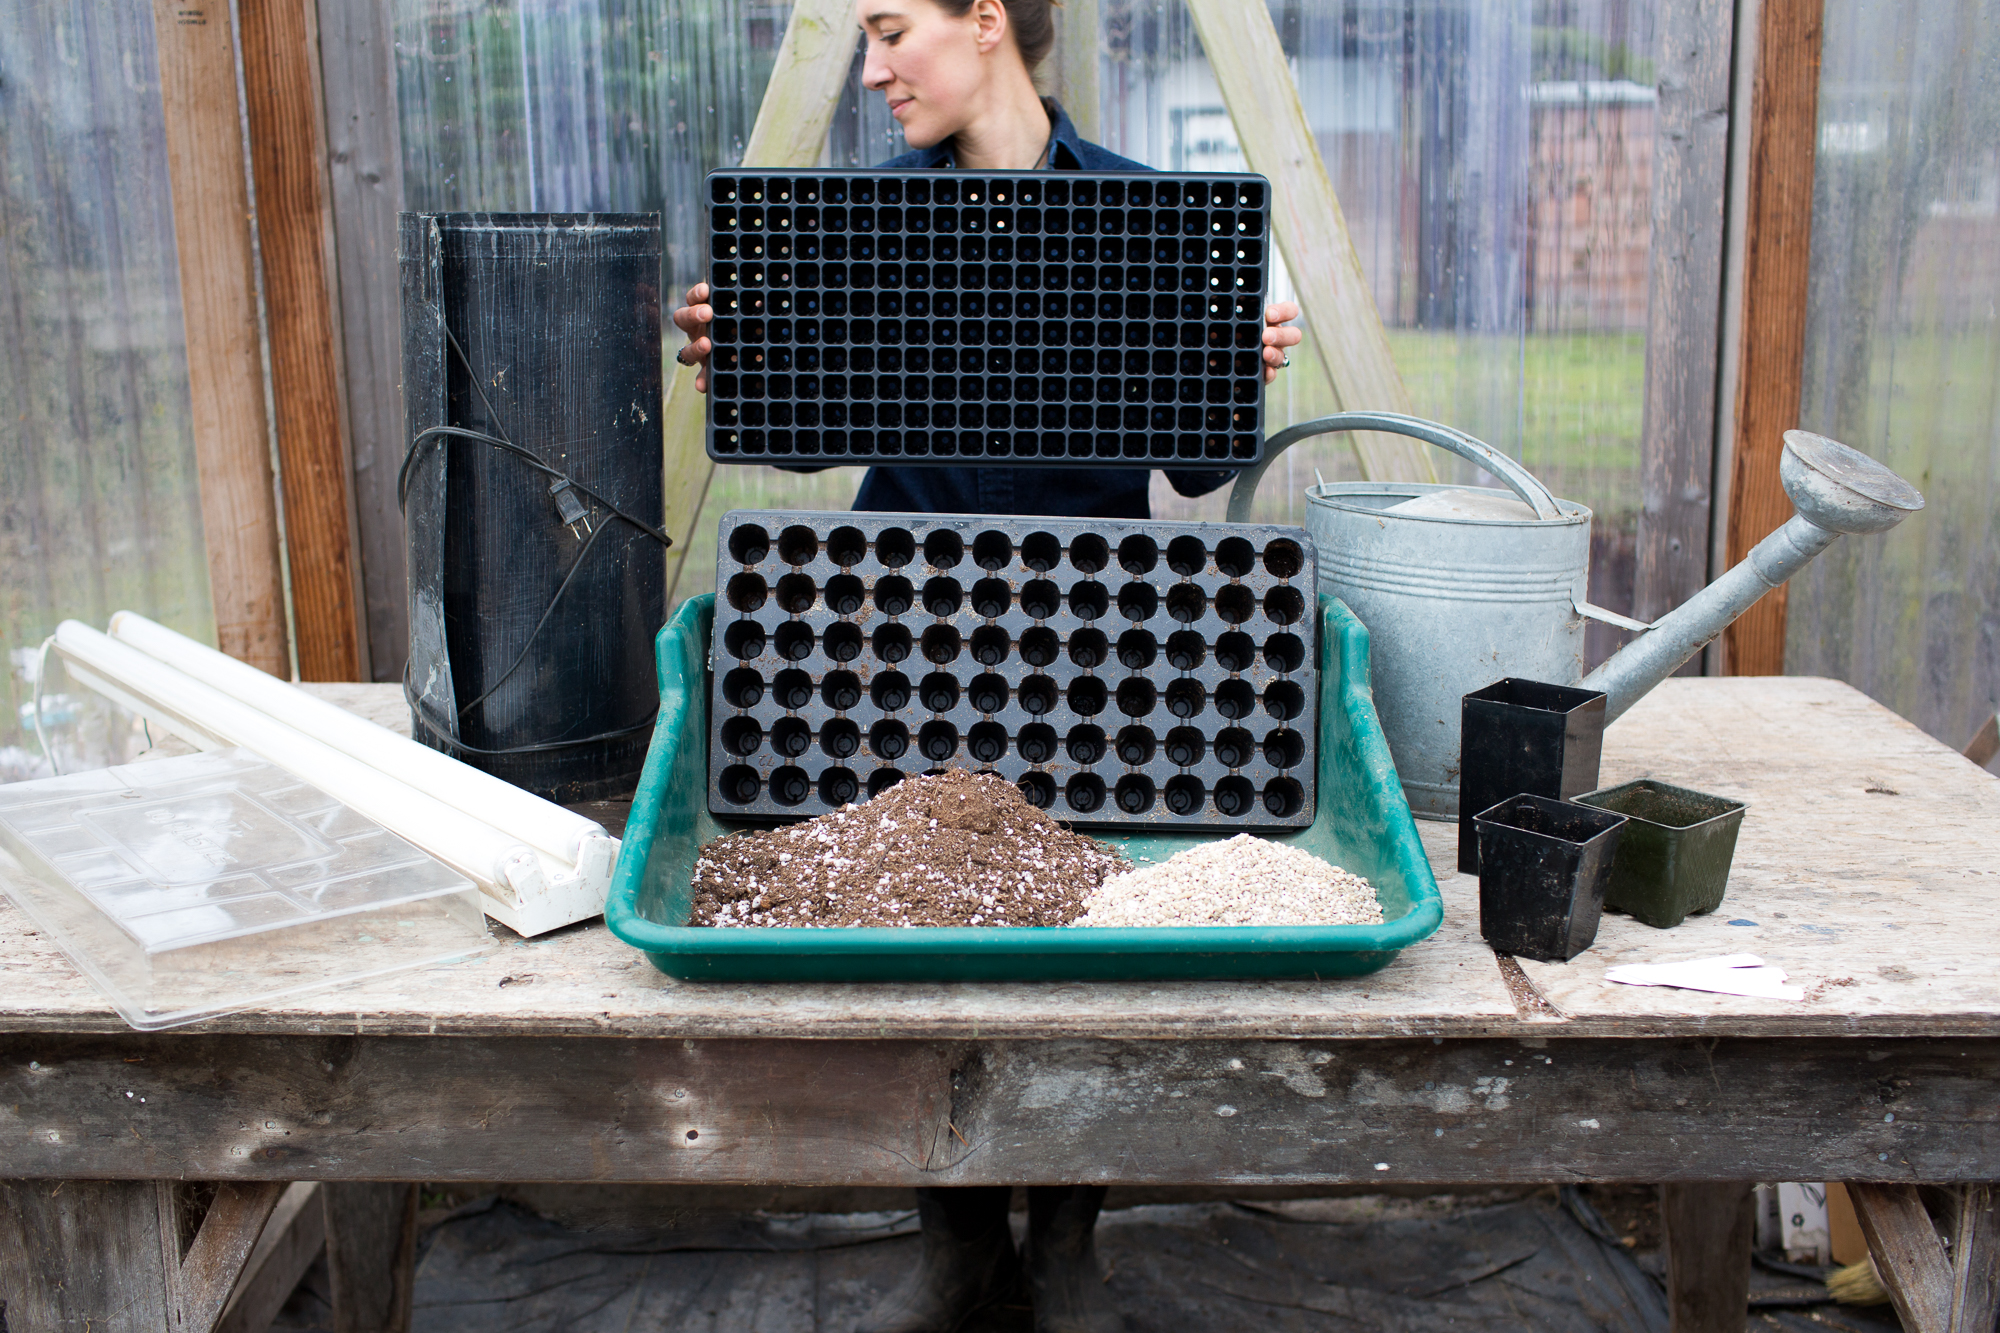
[{"left": 2, "top": 677, "right": 1996, "bottom": 1331}]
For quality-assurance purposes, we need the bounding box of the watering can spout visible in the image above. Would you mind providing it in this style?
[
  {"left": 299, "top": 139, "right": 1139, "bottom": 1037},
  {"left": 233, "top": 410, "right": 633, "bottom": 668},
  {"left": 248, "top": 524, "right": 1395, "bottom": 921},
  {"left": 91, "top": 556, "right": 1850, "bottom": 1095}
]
[{"left": 1582, "top": 431, "right": 1924, "bottom": 722}]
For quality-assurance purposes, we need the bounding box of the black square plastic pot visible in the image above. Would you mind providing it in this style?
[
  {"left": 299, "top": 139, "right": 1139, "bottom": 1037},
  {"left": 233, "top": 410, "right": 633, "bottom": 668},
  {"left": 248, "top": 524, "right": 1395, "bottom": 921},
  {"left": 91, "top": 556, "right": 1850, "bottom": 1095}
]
[
  {"left": 1573, "top": 779, "right": 1747, "bottom": 929},
  {"left": 1457, "top": 678, "right": 1607, "bottom": 875},
  {"left": 1474, "top": 793, "right": 1627, "bottom": 963}
]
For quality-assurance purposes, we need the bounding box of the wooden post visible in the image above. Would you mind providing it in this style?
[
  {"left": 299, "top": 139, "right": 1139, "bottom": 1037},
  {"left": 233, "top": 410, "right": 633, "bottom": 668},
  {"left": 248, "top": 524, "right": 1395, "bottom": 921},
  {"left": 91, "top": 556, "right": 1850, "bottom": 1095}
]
[
  {"left": 1182, "top": 0, "right": 1431, "bottom": 484},
  {"left": 1850, "top": 1183, "right": 2000, "bottom": 1333},
  {"left": 660, "top": 0, "right": 862, "bottom": 602},
  {"left": 1050, "top": 0, "right": 1101, "bottom": 141},
  {"left": 1722, "top": 0, "right": 1824, "bottom": 675},
  {"left": 322, "top": 1182, "right": 419, "bottom": 1333},
  {"left": 1633, "top": 0, "right": 1736, "bottom": 628},
  {"left": 239, "top": 0, "right": 368, "bottom": 681},
  {"left": 152, "top": 0, "right": 290, "bottom": 677},
  {"left": 1659, "top": 1181, "right": 1756, "bottom": 1333}
]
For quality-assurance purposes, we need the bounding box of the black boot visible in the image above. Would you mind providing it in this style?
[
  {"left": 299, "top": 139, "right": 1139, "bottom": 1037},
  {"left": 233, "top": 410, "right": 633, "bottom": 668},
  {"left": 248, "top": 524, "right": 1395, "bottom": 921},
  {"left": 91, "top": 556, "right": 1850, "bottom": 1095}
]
[
  {"left": 855, "top": 1186, "right": 1018, "bottom": 1333},
  {"left": 1024, "top": 1185, "right": 1125, "bottom": 1333}
]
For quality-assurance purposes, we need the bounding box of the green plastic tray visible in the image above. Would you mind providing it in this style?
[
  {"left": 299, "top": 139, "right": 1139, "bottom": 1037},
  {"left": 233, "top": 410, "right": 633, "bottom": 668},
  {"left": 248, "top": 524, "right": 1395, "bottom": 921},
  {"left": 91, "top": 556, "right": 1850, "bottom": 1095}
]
[{"left": 605, "top": 593, "right": 1441, "bottom": 981}]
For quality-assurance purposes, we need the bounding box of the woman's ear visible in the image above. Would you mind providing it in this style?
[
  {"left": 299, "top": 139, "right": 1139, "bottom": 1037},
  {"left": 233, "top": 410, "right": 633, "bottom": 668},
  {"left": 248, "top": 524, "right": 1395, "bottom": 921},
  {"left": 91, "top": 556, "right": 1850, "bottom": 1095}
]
[{"left": 972, "top": 0, "right": 1010, "bottom": 54}]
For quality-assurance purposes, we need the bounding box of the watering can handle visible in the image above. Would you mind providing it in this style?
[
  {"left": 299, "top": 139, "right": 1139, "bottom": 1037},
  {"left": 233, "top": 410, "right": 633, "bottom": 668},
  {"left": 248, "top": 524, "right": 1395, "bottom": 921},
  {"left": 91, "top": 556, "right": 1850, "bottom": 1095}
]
[{"left": 1224, "top": 411, "right": 1565, "bottom": 524}]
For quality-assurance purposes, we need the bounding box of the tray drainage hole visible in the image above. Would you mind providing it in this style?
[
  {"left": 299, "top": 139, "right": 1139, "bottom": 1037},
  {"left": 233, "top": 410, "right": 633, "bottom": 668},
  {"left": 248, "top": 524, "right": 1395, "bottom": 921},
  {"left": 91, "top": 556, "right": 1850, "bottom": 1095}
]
[
  {"left": 1065, "top": 772, "right": 1107, "bottom": 814},
  {"left": 1068, "top": 533, "right": 1110, "bottom": 575},
  {"left": 826, "top": 525, "right": 868, "bottom": 567},
  {"left": 723, "top": 667, "right": 766, "bottom": 709},
  {"left": 1068, "top": 677, "right": 1108, "bottom": 717},
  {"left": 1167, "top": 585, "right": 1207, "bottom": 623},
  {"left": 778, "top": 524, "right": 819, "bottom": 565},
  {"left": 1214, "top": 775, "right": 1256, "bottom": 817},
  {"left": 723, "top": 621, "right": 767, "bottom": 660},
  {"left": 1164, "top": 774, "right": 1206, "bottom": 816},
  {"left": 1117, "top": 583, "right": 1158, "bottom": 621},
  {"left": 825, "top": 622, "right": 864, "bottom": 662},
  {"left": 870, "top": 671, "right": 912, "bottom": 711},
  {"left": 771, "top": 765, "right": 812, "bottom": 807},
  {"left": 921, "top": 623, "right": 962, "bottom": 664},
  {"left": 918, "top": 720, "right": 959, "bottom": 762},
  {"left": 1021, "top": 579, "right": 1060, "bottom": 620},
  {"left": 769, "top": 715, "right": 812, "bottom": 758},
  {"left": 1263, "top": 538, "right": 1304, "bottom": 579},
  {"left": 1216, "top": 536, "right": 1256, "bottom": 578},
  {"left": 969, "top": 674, "right": 1009, "bottom": 714},
  {"left": 826, "top": 574, "right": 866, "bottom": 616},
  {"left": 968, "top": 720, "right": 1008, "bottom": 763},
  {"left": 1066, "top": 724, "right": 1107, "bottom": 765},
  {"left": 1165, "top": 678, "right": 1206, "bottom": 719},
  {"left": 1017, "top": 722, "right": 1057, "bottom": 763},
  {"left": 923, "top": 577, "right": 964, "bottom": 617},
  {"left": 1264, "top": 680, "right": 1306, "bottom": 721},
  {"left": 1117, "top": 630, "right": 1158, "bottom": 670},
  {"left": 973, "top": 530, "right": 1014, "bottom": 570},
  {"left": 1264, "top": 632, "right": 1306, "bottom": 673},
  {"left": 1165, "top": 630, "right": 1205, "bottom": 671},
  {"left": 923, "top": 528, "right": 965, "bottom": 569},
  {"left": 820, "top": 717, "right": 861, "bottom": 759},
  {"left": 1020, "top": 626, "right": 1060, "bottom": 666},
  {"left": 772, "top": 669, "right": 813, "bottom": 710},
  {"left": 1167, "top": 535, "right": 1208, "bottom": 577},
  {"left": 919, "top": 673, "right": 961, "bottom": 713},
  {"left": 1020, "top": 675, "right": 1058, "bottom": 715},
  {"left": 1118, "top": 534, "right": 1160, "bottom": 576},
  {"left": 1216, "top": 585, "right": 1256, "bottom": 625},
  {"left": 1263, "top": 727, "right": 1306, "bottom": 769},
  {"left": 972, "top": 578, "right": 1012, "bottom": 618},
  {"left": 970, "top": 625, "right": 1010, "bottom": 666},
  {"left": 1213, "top": 727, "right": 1253, "bottom": 769},
  {"left": 821, "top": 670, "right": 862, "bottom": 711},
  {"left": 1069, "top": 581, "right": 1109, "bottom": 620},
  {"left": 720, "top": 764, "right": 762, "bottom": 805},
  {"left": 1116, "top": 678, "right": 1158, "bottom": 718},
  {"left": 727, "top": 523, "right": 771, "bottom": 564},
  {"left": 726, "top": 572, "right": 769, "bottom": 613},
  {"left": 776, "top": 574, "right": 818, "bottom": 614},
  {"left": 1022, "top": 530, "right": 1062, "bottom": 572},
  {"left": 1214, "top": 632, "right": 1255, "bottom": 673},
  {"left": 1264, "top": 586, "right": 1306, "bottom": 626},
  {"left": 877, "top": 526, "right": 916, "bottom": 568},
  {"left": 867, "top": 767, "right": 906, "bottom": 798},
  {"left": 1115, "top": 774, "right": 1156, "bottom": 814},
  {"left": 875, "top": 575, "right": 914, "bottom": 617},
  {"left": 1116, "top": 725, "right": 1157, "bottom": 766},
  {"left": 1017, "top": 770, "right": 1056, "bottom": 809},
  {"left": 869, "top": 719, "right": 910, "bottom": 760},
  {"left": 818, "top": 767, "right": 859, "bottom": 806},
  {"left": 1215, "top": 679, "right": 1257, "bottom": 720},
  {"left": 872, "top": 623, "right": 913, "bottom": 664},
  {"left": 1164, "top": 726, "right": 1205, "bottom": 768},
  {"left": 776, "top": 622, "right": 815, "bottom": 661},
  {"left": 720, "top": 717, "right": 764, "bottom": 757},
  {"left": 1068, "top": 627, "right": 1108, "bottom": 668}
]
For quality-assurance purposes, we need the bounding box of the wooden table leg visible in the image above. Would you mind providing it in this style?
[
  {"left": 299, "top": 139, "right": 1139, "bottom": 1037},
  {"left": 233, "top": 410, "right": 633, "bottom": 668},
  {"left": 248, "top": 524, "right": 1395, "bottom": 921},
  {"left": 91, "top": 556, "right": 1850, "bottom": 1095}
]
[
  {"left": 1850, "top": 1182, "right": 2000, "bottom": 1333},
  {"left": 1659, "top": 1181, "right": 1755, "bottom": 1333},
  {"left": 321, "top": 1182, "right": 419, "bottom": 1333}
]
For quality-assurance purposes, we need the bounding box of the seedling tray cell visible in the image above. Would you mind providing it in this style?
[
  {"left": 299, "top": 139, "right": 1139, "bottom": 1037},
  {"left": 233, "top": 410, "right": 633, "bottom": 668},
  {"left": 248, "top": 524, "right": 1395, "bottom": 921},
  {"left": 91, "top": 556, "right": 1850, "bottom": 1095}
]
[
  {"left": 708, "top": 510, "right": 1318, "bottom": 829},
  {"left": 604, "top": 592, "right": 1442, "bottom": 982},
  {"left": 704, "top": 171, "right": 1273, "bottom": 468}
]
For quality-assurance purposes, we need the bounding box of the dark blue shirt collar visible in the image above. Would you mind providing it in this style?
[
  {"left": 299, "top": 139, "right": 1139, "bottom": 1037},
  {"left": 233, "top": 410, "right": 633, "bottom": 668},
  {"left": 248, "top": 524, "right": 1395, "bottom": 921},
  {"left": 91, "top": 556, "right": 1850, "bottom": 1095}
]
[{"left": 888, "top": 98, "right": 1145, "bottom": 173}]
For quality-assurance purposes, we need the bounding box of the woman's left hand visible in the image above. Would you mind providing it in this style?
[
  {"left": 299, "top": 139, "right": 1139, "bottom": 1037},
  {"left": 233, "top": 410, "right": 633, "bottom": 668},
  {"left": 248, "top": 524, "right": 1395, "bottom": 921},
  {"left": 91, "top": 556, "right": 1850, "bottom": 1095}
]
[{"left": 1262, "top": 301, "right": 1303, "bottom": 383}]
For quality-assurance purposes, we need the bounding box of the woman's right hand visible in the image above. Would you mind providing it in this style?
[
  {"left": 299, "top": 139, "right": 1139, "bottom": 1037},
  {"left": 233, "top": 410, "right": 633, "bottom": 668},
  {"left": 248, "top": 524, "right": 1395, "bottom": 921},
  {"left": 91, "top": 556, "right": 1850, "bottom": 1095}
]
[{"left": 671, "top": 282, "right": 714, "bottom": 393}]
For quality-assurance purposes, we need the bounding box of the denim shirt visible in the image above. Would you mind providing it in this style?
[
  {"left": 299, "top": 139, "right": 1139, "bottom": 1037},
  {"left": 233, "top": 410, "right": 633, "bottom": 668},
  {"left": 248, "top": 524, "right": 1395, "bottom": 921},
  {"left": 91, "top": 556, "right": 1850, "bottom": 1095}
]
[{"left": 805, "top": 100, "right": 1236, "bottom": 519}]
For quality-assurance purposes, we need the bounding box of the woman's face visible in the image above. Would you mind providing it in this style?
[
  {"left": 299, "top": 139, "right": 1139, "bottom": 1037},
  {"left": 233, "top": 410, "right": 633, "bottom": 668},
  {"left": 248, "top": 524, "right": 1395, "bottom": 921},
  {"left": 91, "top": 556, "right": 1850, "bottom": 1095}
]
[{"left": 856, "top": 0, "right": 996, "bottom": 149}]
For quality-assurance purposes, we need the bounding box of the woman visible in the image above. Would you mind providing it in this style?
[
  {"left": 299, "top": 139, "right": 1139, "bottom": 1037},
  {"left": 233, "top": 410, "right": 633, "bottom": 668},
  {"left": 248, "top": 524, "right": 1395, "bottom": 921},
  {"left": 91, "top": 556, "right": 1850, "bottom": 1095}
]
[{"left": 673, "top": 3, "right": 1302, "bottom": 1330}]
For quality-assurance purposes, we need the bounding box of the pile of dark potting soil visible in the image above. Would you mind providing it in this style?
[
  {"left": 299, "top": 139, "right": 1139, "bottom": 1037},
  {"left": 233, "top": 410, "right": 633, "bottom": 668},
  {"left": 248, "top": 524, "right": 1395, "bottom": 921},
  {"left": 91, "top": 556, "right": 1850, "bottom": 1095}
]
[{"left": 689, "top": 768, "right": 1124, "bottom": 928}]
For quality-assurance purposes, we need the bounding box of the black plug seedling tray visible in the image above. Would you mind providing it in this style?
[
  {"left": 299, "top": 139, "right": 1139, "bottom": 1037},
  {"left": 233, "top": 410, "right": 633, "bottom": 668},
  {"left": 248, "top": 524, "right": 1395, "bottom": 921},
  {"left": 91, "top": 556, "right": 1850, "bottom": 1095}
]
[
  {"left": 709, "top": 510, "right": 1318, "bottom": 828},
  {"left": 704, "top": 171, "right": 1272, "bottom": 468}
]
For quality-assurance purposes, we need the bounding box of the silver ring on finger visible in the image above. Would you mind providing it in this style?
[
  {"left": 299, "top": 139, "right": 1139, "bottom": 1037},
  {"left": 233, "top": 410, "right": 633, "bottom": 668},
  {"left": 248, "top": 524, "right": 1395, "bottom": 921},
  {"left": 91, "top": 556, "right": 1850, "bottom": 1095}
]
[{"left": 1281, "top": 353, "right": 1291, "bottom": 369}]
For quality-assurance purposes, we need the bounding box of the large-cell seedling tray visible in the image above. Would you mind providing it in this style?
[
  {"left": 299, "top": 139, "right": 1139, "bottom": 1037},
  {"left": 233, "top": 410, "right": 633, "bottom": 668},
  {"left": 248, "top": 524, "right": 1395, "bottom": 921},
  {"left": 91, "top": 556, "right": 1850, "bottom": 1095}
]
[
  {"left": 709, "top": 511, "right": 1318, "bottom": 829},
  {"left": 605, "top": 592, "right": 1442, "bottom": 981},
  {"left": 704, "top": 171, "right": 1272, "bottom": 468}
]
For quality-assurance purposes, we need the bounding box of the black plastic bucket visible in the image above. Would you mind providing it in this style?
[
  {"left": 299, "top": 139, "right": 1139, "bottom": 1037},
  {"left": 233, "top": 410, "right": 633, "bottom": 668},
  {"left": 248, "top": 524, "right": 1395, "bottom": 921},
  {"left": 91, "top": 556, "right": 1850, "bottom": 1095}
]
[
  {"left": 1457, "top": 678, "right": 1607, "bottom": 875},
  {"left": 400, "top": 213, "right": 667, "bottom": 802},
  {"left": 1474, "top": 793, "right": 1627, "bottom": 962}
]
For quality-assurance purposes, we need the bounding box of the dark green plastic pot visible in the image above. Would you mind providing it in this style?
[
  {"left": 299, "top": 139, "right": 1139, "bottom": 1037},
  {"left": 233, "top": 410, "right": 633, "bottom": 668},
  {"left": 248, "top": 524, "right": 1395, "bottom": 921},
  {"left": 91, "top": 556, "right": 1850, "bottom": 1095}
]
[
  {"left": 1573, "top": 778, "right": 1747, "bottom": 929},
  {"left": 604, "top": 593, "right": 1442, "bottom": 982}
]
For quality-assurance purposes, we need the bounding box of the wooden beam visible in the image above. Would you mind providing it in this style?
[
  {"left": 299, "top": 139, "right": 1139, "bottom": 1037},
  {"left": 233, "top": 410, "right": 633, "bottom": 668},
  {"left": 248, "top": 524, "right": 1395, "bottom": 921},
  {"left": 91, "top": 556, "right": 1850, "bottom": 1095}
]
[
  {"left": 1050, "top": 0, "right": 1101, "bottom": 142},
  {"left": 1850, "top": 1182, "right": 1953, "bottom": 1333},
  {"left": 1949, "top": 1184, "right": 2000, "bottom": 1332},
  {"left": 1722, "top": 0, "right": 1824, "bottom": 675},
  {"left": 217, "top": 1183, "right": 326, "bottom": 1333},
  {"left": 1659, "top": 1182, "right": 1755, "bottom": 1333},
  {"left": 169, "top": 1182, "right": 289, "bottom": 1333},
  {"left": 239, "top": 0, "right": 366, "bottom": 681},
  {"left": 1633, "top": 0, "right": 1736, "bottom": 628},
  {"left": 661, "top": 0, "right": 861, "bottom": 602},
  {"left": 1182, "top": 0, "right": 1431, "bottom": 484},
  {"left": 322, "top": 1183, "right": 418, "bottom": 1333},
  {"left": 152, "top": 0, "right": 290, "bottom": 676}
]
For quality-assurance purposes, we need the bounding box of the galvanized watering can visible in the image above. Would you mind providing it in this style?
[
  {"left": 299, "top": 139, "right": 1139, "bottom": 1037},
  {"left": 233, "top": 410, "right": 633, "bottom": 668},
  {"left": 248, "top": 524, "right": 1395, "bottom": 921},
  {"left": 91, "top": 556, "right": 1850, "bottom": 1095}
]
[{"left": 1227, "top": 412, "right": 1925, "bottom": 820}]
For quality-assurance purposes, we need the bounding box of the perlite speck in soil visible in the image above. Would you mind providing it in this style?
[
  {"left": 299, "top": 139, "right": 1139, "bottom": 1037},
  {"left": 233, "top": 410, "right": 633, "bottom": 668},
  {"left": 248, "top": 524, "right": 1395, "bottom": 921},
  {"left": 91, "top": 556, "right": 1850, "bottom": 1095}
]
[{"left": 1071, "top": 834, "right": 1382, "bottom": 928}]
